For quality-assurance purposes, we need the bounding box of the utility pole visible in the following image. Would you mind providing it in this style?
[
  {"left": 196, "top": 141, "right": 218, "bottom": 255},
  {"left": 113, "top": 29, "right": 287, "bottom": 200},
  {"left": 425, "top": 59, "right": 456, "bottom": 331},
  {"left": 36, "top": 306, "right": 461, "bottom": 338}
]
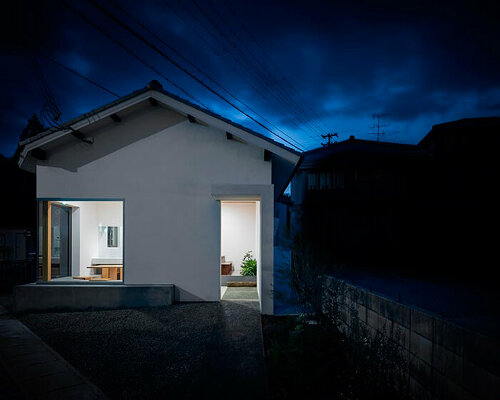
[
  {"left": 321, "top": 132, "right": 338, "bottom": 147},
  {"left": 369, "top": 113, "right": 388, "bottom": 142}
]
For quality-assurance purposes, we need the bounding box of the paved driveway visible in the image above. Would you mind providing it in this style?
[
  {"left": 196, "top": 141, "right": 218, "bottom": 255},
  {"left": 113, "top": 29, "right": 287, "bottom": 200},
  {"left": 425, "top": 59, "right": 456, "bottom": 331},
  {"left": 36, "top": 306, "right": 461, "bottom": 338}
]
[{"left": 18, "top": 299, "right": 266, "bottom": 399}]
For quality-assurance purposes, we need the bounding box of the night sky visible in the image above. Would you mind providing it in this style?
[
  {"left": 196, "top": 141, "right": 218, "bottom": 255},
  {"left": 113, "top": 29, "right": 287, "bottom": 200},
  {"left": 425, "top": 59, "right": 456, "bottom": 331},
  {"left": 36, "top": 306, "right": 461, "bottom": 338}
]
[{"left": 1, "top": 0, "right": 499, "bottom": 156}]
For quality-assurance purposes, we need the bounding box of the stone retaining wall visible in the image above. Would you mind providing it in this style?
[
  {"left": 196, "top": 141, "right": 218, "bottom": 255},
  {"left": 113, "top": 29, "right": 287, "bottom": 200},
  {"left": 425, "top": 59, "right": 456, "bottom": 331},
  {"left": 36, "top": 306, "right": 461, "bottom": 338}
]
[{"left": 323, "top": 276, "right": 499, "bottom": 400}]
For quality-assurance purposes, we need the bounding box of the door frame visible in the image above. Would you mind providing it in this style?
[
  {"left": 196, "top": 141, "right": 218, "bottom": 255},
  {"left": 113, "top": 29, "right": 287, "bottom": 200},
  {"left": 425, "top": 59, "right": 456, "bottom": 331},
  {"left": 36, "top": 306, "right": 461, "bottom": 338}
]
[
  {"left": 219, "top": 200, "right": 261, "bottom": 298},
  {"left": 212, "top": 184, "right": 274, "bottom": 314},
  {"left": 50, "top": 202, "right": 72, "bottom": 278}
]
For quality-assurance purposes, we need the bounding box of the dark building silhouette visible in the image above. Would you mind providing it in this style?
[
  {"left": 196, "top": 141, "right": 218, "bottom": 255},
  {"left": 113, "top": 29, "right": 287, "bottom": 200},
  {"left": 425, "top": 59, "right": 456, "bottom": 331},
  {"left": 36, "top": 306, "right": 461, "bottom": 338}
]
[
  {"left": 290, "top": 136, "right": 425, "bottom": 271},
  {"left": 416, "top": 117, "right": 500, "bottom": 280},
  {"left": 289, "top": 117, "right": 500, "bottom": 281},
  {"left": 0, "top": 154, "right": 37, "bottom": 286},
  {"left": 0, "top": 115, "right": 42, "bottom": 286}
]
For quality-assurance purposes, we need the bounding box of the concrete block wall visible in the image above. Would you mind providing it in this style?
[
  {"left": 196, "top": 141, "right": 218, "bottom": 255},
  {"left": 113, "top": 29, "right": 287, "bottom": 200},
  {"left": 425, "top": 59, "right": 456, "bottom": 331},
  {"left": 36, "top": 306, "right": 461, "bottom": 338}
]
[{"left": 323, "top": 276, "right": 500, "bottom": 400}]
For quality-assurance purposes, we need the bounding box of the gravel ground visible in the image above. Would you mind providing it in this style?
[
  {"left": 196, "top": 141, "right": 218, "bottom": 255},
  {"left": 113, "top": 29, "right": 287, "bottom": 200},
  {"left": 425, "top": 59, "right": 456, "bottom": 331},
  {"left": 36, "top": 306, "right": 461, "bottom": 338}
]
[{"left": 18, "top": 300, "right": 266, "bottom": 400}]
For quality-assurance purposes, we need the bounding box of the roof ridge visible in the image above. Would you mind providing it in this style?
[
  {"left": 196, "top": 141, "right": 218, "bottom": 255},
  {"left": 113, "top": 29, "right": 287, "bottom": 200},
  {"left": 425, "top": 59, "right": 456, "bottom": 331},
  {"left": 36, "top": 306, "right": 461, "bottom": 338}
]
[{"left": 18, "top": 82, "right": 301, "bottom": 164}]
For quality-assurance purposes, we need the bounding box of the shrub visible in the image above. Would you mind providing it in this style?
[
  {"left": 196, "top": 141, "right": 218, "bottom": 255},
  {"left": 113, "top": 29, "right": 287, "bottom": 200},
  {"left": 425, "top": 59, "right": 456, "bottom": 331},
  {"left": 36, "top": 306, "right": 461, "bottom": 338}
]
[{"left": 282, "top": 233, "right": 409, "bottom": 399}]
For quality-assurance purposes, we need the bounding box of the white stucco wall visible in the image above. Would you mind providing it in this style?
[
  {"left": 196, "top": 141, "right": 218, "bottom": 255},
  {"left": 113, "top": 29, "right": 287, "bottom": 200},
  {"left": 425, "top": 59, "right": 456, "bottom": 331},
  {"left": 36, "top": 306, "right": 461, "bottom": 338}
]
[
  {"left": 221, "top": 202, "right": 257, "bottom": 275},
  {"left": 36, "top": 104, "right": 274, "bottom": 307}
]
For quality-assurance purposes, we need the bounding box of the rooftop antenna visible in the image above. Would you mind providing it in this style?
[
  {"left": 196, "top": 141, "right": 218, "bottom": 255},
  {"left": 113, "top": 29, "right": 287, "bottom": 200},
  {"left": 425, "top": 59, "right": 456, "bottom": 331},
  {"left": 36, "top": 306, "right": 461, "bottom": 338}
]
[
  {"left": 321, "top": 132, "right": 338, "bottom": 147},
  {"left": 369, "top": 113, "right": 388, "bottom": 142}
]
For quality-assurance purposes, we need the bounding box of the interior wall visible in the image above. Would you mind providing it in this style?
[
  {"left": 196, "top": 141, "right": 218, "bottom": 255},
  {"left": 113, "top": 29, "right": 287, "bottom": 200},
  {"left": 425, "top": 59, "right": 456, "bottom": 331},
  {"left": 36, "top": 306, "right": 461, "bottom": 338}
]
[
  {"left": 66, "top": 201, "right": 98, "bottom": 276},
  {"left": 96, "top": 202, "right": 123, "bottom": 259},
  {"left": 221, "top": 202, "right": 257, "bottom": 276}
]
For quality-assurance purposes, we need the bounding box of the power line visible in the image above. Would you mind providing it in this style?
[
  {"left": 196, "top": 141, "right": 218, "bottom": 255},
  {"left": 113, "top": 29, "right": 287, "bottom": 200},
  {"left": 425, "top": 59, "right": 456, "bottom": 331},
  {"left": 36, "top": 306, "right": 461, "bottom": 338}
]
[
  {"left": 188, "top": 0, "right": 324, "bottom": 140},
  {"left": 176, "top": 0, "right": 303, "bottom": 131},
  {"left": 175, "top": 0, "right": 319, "bottom": 140},
  {"left": 63, "top": 0, "right": 209, "bottom": 109},
  {"left": 222, "top": 0, "right": 331, "bottom": 133},
  {"left": 30, "top": 58, "right": 58, "bottom": 107},
  {"left": 37, "top": 52, "right": 124, "bottom": 131},
  {"left": 29, "top": 55, "right": 95, "bottom": 141},
  {"left": 39, "top": 53, "right": 120, "bottom": 98},
  {"left": 30, "top": 57, "right": 62, "bottom": 129},
  {"left": 103, "top": 0, "right": 305, "bottom": 150},
  {"left": 210, "top": 0, "right": 330, "bottom": 136},
  {"left": 84, "top": 0, "right": 303, "bottom": 151}
]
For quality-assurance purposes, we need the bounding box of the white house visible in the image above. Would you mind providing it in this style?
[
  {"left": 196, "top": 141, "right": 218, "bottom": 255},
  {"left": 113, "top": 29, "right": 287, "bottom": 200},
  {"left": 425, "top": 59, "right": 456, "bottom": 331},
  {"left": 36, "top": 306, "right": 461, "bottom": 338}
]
[{"left": 16, "top": 81, "right": 301, "bottom": 314}]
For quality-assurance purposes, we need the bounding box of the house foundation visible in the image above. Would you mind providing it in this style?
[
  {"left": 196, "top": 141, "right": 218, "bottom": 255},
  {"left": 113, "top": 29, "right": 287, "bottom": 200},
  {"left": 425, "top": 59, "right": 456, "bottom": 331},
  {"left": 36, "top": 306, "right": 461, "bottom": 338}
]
[{"left": 13, "top": 283, "right": 175, "bottom": 313}]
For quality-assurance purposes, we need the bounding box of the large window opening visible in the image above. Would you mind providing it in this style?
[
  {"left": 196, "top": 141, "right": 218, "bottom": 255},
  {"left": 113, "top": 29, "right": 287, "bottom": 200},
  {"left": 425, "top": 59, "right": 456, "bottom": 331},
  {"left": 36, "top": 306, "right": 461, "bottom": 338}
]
[
  {"left": 220, "top": 201, "right": 260, "bottom": 301},
  {"left": 37, "top": 200, "right": 124, "bottom": 282}
]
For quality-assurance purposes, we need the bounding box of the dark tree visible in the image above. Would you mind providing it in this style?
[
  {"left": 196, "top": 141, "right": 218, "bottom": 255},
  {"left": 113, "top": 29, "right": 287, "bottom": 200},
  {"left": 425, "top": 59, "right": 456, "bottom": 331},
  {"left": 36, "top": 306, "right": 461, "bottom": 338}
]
[{"left": 19, "top": 113, "right": 45, "bottom": 142}]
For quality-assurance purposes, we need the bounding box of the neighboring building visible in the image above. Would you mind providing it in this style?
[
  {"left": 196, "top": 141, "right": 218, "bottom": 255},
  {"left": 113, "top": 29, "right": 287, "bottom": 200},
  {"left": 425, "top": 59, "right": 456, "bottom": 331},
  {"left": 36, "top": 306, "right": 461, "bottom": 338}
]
[
  {"left": 0, "top": 155, "right": 36, "bottom": 287},
  {"left": 418, "top": 116, "right": 500, "bottom": 156},
  {"left": 416, "top": 117, "right": 500, "bottom": 278},
  {"left": 290, "top": 136, "right": 424, "bottom": 270},
  {"left": 16, "top": 81, "right": 301, "bottom": 314},
  {"left": 289, "top": 117, "right": 500, "bottom": 280}
]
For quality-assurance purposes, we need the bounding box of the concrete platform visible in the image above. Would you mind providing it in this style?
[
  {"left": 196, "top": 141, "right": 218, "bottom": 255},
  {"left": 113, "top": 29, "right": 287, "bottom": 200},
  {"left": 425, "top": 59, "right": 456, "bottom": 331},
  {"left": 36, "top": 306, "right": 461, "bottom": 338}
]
[{"left": 13, "top": 284, "right": 175, "bottom": 313}]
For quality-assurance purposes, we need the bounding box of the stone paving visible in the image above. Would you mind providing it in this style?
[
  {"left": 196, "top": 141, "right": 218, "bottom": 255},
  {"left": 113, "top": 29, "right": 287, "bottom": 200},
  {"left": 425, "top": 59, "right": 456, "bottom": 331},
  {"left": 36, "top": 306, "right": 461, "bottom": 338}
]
[
  {"left": 222, "top": 286, "right": 259, "bottom": 300},
  {"left": 0, "top": 306, "right": 107, "bottom": 399}
]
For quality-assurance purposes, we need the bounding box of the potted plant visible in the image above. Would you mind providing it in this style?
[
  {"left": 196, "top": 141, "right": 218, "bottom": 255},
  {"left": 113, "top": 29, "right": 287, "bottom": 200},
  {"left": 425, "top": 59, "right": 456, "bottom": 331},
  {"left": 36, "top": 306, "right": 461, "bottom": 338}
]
[{"left": 240, "top": 251, "right": 257, "bottom": 276}]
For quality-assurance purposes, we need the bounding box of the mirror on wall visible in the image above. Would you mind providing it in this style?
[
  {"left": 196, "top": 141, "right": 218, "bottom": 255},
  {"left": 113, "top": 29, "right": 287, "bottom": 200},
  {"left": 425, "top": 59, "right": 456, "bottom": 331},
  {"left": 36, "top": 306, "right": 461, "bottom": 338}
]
[{"left": 107, "top": 227, "right": 119, "bottom": 247}]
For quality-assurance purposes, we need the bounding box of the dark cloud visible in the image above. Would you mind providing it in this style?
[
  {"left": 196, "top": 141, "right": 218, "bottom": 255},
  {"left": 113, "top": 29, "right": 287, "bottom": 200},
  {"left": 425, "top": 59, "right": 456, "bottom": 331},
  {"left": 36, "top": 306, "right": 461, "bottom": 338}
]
[{"left": 1, "top": 0, "right": 499, "bottom": 156}]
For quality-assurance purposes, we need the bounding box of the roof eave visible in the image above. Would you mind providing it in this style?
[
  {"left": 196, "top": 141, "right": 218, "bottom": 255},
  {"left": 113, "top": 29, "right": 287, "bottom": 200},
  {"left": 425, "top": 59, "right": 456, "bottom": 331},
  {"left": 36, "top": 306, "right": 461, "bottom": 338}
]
[
  {"left": 151, "top": 91, "right": 300, "bottom": 163},
  {"left": 18, "top": 89, "right": 153, "bottom": 169}
]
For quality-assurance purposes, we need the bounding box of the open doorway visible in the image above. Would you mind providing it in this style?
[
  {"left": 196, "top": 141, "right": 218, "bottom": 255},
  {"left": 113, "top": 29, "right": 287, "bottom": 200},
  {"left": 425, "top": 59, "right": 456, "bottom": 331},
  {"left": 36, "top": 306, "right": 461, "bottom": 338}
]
[
  {"left": 220, "top": 201, "right": 260, "bottom": 301},
  {"left": 37, "top": 200, "right": 124, "bottom": 283}
]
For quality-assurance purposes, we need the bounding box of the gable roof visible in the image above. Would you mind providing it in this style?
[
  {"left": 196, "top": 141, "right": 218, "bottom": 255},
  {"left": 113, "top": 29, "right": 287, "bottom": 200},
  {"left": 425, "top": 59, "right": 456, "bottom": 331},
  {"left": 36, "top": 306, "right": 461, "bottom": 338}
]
[
  {"left": 300, "top": 136, "right": 422, "bottom": 169},
  {"left": 18, "top": 81, "right": 301, "bottom": 168},
  {"left": 418, "top": 117, "right": 500, "bottom": 147}
]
